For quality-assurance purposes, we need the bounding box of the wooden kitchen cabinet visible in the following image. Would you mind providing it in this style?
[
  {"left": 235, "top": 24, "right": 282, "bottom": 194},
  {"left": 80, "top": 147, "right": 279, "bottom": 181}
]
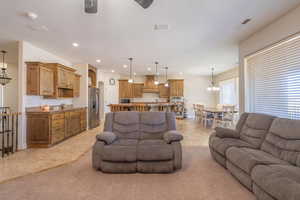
[
  {"left": 57, "top": 67, "right": 74, "bottom": 89},
  {"left": 158, "top": 83, "right": 169, "bottom": 98},
  {"left": 27, "top": 108, "right": 87, "bottom": 148},
  {"left": 45, "top": 63, "right": 77, "bottom": 98},
  {"left": 73, "top": 74, "right": 81, "bottom": 97},
  {"left": 132, "top": 83, "right": 144, "bottom": 98},
  {"left": 169, "top": 79, "right": 184, "bottom": 97},
  {"left": 119, "top": 80, "right": 133, "bottom": 99},
  {"left": 26, "top": 62, "right": 54, "bottom": 96},
  {"left": 27, "top": 62, "right": 80, "bottom": 98}
]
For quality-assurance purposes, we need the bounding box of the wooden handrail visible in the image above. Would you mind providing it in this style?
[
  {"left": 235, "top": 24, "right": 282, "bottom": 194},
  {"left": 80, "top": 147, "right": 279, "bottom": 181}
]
[{"left": 0, "top": 112, "right": 21, "bottom": 117}]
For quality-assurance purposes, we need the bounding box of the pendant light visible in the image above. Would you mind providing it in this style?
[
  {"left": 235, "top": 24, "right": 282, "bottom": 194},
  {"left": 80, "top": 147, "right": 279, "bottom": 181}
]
[
  {"left": 207, "top": 67, "right": 219, "bottom": 92},
  {"left": 164, "top": 67, "right": 169, "bottom": 87},
  {"left": 154, "top": 61, "right": 159, "bottom": 85},
  {"left": 128, "top": 58, "right": 133, "bottom": 83},
  {"left": 0, "top": 50, "right": 12, "bottom": 86}
]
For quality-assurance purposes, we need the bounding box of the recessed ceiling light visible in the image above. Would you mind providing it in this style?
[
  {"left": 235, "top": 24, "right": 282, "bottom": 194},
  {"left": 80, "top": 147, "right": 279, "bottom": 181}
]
[
  {"left": 123, "top": 64, "right": 128, "bottom": 68},
  {"left": 134, "top": 72, "right": 137, "bottom": 76},
  {"left": 72, "top": 43, "right": 79, "bottom": 47},
  {"left": 26, "top": 12, "right": 38, "bottom": 20},
  {"left": 147, "top": 67, "right": 151, "bottom": 71},
  {"left": 96, "top": 59, "right": 101, "bottom": 63},
  {"left": 111, "top": 70, "right": 115, "bottom": 73}
]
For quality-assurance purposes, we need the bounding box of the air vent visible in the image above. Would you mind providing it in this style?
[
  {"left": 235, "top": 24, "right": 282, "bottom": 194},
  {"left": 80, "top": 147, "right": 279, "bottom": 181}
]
[
  {"left": 85, "top": 0, "right": 98, "bottom": 14},
  {"left": 242, "top": 18, "right": 252, "bottom": 25},
  {"left": 154, "top": 24, "right": 169, "bottom": 30}
]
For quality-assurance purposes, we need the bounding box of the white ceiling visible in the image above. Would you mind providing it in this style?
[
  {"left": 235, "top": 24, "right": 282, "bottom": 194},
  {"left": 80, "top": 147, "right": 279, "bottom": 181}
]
[{"left": 0, "top": 0, "right": 300, "bottom": 75}]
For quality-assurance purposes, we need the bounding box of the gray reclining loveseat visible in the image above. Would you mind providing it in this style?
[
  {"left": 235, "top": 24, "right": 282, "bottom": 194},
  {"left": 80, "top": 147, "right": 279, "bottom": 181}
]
[
  {"left": 209, "top": 113, "right": 300, "bottom": 200},
  {"left": 92, "top": 111, "right": 183, "bottom": 173}
]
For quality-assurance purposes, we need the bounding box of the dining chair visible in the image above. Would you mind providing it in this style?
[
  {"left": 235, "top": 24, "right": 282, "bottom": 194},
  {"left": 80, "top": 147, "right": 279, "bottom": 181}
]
[{"left": 221, "top": 105, "right": 235, "bottom": 127}]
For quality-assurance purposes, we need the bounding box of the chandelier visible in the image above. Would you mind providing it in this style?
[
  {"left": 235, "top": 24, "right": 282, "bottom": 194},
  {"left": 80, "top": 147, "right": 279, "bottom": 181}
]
[
  {"left": 0, "top": 50, "right": 12, "bottom": 86},
  {"left": 154, "top": 61, "right": 159, "bottom": 85},
  {"left": 207, "top": 67, "right": 219, "bottom": 92}
]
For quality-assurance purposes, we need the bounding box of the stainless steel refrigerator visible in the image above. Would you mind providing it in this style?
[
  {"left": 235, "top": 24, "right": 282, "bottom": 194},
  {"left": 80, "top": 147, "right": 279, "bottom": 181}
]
[{"left": 89, "top": 87, "right": 100, "bottom": 129}]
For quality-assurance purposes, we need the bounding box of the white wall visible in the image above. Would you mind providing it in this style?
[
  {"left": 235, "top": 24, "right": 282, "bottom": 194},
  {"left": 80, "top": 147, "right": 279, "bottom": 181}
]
[
  {"left": 183, "top": 75, "right": 215, "bottom": 117},
  {"left": 239, "top": 5, "right": 300, "bottom": 113},
  {"left": 72, "top": 64, "right": 89, "bottom": 108},
  {"left": 97, "top": 71, "right": 120, "bottom": 113}
]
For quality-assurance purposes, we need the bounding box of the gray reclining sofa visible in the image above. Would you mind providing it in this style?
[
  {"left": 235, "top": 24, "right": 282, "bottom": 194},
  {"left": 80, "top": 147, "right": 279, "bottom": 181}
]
[
  {"left": 209, "top": 113, "right": 300, "bottom": 200},
  {"left": 92, "top": 111, "right": 183, "bottom": 173}
]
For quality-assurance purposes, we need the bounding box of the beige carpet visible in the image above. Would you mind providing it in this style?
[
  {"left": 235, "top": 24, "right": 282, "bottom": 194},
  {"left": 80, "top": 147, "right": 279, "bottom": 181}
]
[{"left": 0, "top": 120, "right": 255, "bottom": 200}]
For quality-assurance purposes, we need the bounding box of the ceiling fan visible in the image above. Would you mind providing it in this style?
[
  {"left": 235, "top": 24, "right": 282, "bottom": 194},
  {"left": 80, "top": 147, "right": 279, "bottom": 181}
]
[
  {"left": 84, "top": 0, "right": 153, "bottom": 13},
  {"left": 134, "top": 0, "right": 154, "bottom": 9}
]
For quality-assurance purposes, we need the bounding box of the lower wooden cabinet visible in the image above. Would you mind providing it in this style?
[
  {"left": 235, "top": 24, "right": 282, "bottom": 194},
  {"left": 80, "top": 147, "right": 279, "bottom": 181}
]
[{"left": 27, "top": 108, "right": 87, "bottom": 148}]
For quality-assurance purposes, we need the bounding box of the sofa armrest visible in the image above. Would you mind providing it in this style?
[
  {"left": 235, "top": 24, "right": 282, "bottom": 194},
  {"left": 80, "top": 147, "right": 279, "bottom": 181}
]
[
  {"left": 163, "top": 130, "right": 183, "bottom": 144},
  {"left": 215, "top": 127, "right": 239, "bottom": 139},
  {"left": 96, "top": 131, "right": 117, "bottom": 145}
]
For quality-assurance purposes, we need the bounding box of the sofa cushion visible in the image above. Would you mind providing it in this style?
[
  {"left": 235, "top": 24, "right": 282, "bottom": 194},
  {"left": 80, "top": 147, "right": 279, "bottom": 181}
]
[
  {"left": 261, "top": 118, "right": 300, "bottom": 166},
  {"left": 210, "top": 135, "right": 255, "bottom": 156},
  {"left": 226, "top": 147, "right": 289, "bottom": 174},
  {"left": 140, "top": 112, "right": 168, "bottom": 140},
  {"left": 252, "top": 164, "right": 300, "bottom": 200},
  {"left": 112, "top": 112, "right": 140, "bottom": 139},
  {"left": 137, "top": 140, "right": 173, "bottom": 161},
  {"left": 239, "top": 113, "right": 275, "bottom": 148},
  {"left": 102, "top": 139, "right": 138, "bottom": 162}
]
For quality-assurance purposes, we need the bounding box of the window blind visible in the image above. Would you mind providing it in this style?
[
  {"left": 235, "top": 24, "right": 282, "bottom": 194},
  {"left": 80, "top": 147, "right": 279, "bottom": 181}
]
[{"left": 246, "top": 35, "right": 300, "bottom": 119}]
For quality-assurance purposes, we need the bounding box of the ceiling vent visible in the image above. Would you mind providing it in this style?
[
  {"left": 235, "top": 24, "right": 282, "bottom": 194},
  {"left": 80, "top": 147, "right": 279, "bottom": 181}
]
[
  {"left": 84, "top": 0, "right": 98, "bottom": 14},
  {"left": 154, "top": 24, "right": 169, "bottom": 30},
  {"left": 242, "top": 18, "right": 252, "bottom": 25},
  {"left": 134, "top": 0, "right": 154, "bottom": 9}
]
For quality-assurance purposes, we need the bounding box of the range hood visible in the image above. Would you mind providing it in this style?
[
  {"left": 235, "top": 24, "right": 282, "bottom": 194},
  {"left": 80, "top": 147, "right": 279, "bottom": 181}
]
[{"left": 143, "top": 75, "right": 159, "bottom": 93}]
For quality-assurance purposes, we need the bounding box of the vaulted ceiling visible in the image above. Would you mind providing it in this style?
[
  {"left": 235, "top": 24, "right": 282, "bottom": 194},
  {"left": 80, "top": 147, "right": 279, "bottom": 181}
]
[{"left": 1, "top": 0, "right": 300, "bottom": 75}]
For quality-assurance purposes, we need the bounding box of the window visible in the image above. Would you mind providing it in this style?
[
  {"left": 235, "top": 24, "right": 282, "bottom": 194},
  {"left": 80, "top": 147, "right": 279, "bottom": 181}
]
[
  {"left": 245, "top": 35, "right": 300, "bottom": 119},
  {"left": 219, "top": 78, "right": 239, "bottom": 109}
]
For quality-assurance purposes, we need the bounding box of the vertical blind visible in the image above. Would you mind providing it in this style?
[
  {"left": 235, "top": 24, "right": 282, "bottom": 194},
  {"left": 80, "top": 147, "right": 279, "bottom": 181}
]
[{"left": 246, "top": 35, "right": 300, "bottom": 119}]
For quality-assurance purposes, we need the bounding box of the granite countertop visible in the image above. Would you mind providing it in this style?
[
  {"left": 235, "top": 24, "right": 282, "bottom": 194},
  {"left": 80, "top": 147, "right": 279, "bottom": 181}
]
[{"left": 26, "top": 106, "right": 87, "bottom": 114}]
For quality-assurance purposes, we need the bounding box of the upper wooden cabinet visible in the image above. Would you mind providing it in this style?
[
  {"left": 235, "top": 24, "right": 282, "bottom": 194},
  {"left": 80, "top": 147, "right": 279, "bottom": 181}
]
[
  {"left": 169, "top": 79, "right": 184, "bottom": 97},
  {"left": 73, "top": 74, "right": 81, "bottom": 98},
  {"left": 26, "top": 62, "right": 54, "bottom": 96},
  {"left": 45, "top": 63, "right": 76, "bottom": 98},
  {"left": 158, "top": 83, "right": 169, "bottom": 98},
  {"left": 26, "top": 62, "right": 80, "bottom": 98},
  {"left": 132, "top": 83, "right": 144, "bottom": 98},
  {"left": 119, "top": 80, "right": 133, "bottom": 99}
]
